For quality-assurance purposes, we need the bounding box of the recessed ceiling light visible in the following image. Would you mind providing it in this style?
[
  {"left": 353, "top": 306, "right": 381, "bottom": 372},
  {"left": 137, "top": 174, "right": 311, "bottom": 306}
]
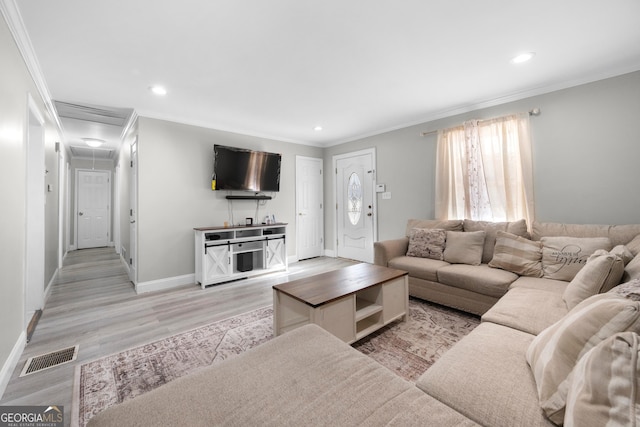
[
  {"left": 313, "top": 126, "right": 323, "bottom": 131},
  {"left": 511, "top": 52, "right": 535, "bottom": 64},
  {"left": 83, "top": 138, "right": 105, "bottom": 148},
  {"left": 150, "top": 85, "right": 167, "bottom": 96}
]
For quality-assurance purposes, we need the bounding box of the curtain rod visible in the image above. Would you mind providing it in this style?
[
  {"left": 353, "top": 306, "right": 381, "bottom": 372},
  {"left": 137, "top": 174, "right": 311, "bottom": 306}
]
[{"left": 420, "top": 108, "right": 541, "bottom": 137}]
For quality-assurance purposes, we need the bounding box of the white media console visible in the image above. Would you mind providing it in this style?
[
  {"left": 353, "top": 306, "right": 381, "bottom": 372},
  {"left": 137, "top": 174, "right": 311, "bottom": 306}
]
[{"left": 194, "top": 223, "right": 288, "bottom": 288}]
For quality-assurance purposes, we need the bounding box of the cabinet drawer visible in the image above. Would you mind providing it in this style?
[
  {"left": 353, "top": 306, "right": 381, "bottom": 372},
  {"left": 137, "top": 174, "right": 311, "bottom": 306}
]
[{"left": 232, "top": 241, "right": 263, "bottom": 252}]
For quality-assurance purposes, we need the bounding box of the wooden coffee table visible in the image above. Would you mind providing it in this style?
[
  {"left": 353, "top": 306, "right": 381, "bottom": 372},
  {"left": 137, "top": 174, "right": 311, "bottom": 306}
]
[{"left": 273, "top": 263, "right": 408, "bottom": 344}]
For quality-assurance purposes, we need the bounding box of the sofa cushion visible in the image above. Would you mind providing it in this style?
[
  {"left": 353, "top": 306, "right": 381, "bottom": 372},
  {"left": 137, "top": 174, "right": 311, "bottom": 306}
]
[
  {"left": 531, "top": 221, "right": 640, "bottom": 248},
  {"left": 437, "top": 264, "right": 517, "bottom": 298},
  {"left": 562, "top": 250, "right": 625, "bottom": 309},
  {"left": 443, "top": 231, "right": 485, "bottom": 265},
  {"left": 463, "top": 219, "right": 529, "bottom": 263},
  {"left": 388, "top": 256, "right": 449, "bottom": 282},
  {"left": 540, "top": 236, "right": 612, "bottom": 281},
  {"left": 489, "top": 231, "right": 543, "bottom": 277},
  {"left": 609, "top": 278, "right": 640, "bottom": 301},
  {"left": 405, "top": 219, "right": 463, "bottom": 237},
  {"left": 406, "top": 228, "right": 446, "bottom": 260},
  {"left": 482, "top": 287, "right": 568, "bottom": 335},
  {"left": 564, "top": 332, "right": 640, "bottom": 427},
  {"left": 526, "top": 294, "right": 640, "bottom": 424},
  {"left": 508, "top": 276, "right": 569, "bottom": 293},
  {"left": 417, "top": 322, "right": 554, "bottom": 427}
]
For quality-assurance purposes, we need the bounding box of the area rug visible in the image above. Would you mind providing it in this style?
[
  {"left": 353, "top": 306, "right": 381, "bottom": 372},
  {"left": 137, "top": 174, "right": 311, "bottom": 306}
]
[{"left": 73, "top": 299, "right": 479, "bottom": 426}]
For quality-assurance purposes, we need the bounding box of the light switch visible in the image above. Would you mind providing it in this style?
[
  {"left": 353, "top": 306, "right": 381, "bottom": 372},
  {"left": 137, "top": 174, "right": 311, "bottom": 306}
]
[
  {"left": 376, "top": 184, "right": 385, "bottom": 193},
  {"left": 382, "top": 192, "right": 392, "bottom": 200}
]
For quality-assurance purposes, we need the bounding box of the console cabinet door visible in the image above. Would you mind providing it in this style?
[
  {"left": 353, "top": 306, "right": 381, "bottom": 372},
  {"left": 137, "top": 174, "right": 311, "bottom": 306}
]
[
  {"left": 204, "top": 244, "right": 231, "bottom": 282},
  {"left": 265, "top": 238, "right": 286, "bottom": 269}
]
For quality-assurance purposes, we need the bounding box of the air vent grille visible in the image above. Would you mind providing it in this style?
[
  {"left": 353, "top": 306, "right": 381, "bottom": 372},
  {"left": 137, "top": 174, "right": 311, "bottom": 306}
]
[
  {"left": 69, "top": 146, "right": 115, "bottom": 160},
  {"left": 20, "top": 346, "right": 79, "bottom": 377}
]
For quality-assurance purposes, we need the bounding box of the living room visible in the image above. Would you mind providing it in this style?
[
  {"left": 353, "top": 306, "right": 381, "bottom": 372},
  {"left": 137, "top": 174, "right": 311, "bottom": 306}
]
[{"left": 1, "top": 1, "right": 640, "bottom": 425}]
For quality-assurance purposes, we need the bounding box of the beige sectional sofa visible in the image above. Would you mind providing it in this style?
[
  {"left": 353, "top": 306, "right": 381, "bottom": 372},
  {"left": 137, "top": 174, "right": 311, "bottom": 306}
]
[{"left": 89, "top": 220, "right": 640, "bottom": 426}]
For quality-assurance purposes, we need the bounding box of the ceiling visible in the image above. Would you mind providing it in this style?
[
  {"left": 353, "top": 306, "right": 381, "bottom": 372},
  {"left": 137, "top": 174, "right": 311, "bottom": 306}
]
[{"left": 12, "top": 0, "right": 640, "bottom": 149}]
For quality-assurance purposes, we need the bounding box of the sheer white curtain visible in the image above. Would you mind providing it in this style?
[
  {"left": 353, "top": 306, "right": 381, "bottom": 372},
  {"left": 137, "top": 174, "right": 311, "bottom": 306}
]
[{"left": 435, "top": 113, "right": 535, "bottom": 225}]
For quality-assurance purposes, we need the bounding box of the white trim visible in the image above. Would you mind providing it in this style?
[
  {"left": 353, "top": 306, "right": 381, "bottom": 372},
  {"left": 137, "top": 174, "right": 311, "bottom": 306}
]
[
  {"left": 44, "top": 267, "right": 58, "bottom": 303},
  {"left": 120, "top": 254, "right": 131, "bottom": 276},
  {"left": 135, "top": 274, "right": 195, "bottom": 294},
  {"left": 324, "top": 249, "right": 336, "bottom": 258},
  {"left": 287, "top": 255, "right": 299, "bottom": 265},
  {"left": 0, "top": 0, "right": 64, "bottom": 136},
  {"left": 0, "top": 331, "right": 26, "bottom": 400}
]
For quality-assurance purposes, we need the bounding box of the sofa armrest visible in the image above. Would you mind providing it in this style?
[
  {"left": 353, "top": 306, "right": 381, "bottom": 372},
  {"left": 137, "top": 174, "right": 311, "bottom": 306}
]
[{"left": 374, "top": 237, "right": 409, "bottom": 266}]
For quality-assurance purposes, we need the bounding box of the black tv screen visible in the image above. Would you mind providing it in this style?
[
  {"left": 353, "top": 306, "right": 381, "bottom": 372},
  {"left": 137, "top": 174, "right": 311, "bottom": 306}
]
[{"left": 213, "top": 145, "right": 281, "bottom": 192}]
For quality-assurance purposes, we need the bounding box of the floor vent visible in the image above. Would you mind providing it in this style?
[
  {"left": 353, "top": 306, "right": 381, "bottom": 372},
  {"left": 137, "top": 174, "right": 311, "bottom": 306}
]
[{"left": 20, "top": 346, "right": 79, "bottom": 377}]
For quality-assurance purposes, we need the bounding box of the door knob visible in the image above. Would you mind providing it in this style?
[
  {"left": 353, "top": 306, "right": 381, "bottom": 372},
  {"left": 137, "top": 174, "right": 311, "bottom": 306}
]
[
  {"left": 78, "top": 212, "right": 84, "bottom": 216},
  {"left": 367, "top": 213, "right": 372, "bottom": 217}
]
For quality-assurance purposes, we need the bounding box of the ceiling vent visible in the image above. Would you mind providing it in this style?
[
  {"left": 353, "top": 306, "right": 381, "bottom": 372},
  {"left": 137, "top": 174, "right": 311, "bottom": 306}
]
[
  {"left": 54, "top": 101, "right": 132, "bottom": 127},
  {"left": 69, "top": 145, "right": 116, "bottom": 160}
]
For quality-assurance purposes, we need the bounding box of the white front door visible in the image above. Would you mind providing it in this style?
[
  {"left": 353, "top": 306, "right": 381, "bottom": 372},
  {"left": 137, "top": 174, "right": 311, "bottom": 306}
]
[
  {"left": 77, "top": 170, "right": 110, "bottom": 249},
  {"left": 335, "top": 149, "right": 376, "bottom": 263},
  {"left": 296, "top": 156, "right": 324, "bottom": 260}
]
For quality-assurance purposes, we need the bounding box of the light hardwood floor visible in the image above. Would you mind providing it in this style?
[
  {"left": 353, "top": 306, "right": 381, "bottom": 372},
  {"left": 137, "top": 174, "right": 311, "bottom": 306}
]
[{"left": 0, "top": 247, "right": 356, "bottom": 423}]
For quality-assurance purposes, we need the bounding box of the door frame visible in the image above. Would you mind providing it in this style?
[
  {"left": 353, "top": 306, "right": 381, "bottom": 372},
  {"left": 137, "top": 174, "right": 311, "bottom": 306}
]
[
  {"left": 295, "top": 155, "right": 324, "bottom": 261},
  {"left": 332, "top": 148, "right": 378, "bottom": 261},
  {"left": 24, "top": 93, "right": 45, "bottom": 328},
  {"left": 74, "top": 168, "right": 112, "bottom": 249},
  {"left": 129, "top": 137, "right": 138, "bottom": 285}
]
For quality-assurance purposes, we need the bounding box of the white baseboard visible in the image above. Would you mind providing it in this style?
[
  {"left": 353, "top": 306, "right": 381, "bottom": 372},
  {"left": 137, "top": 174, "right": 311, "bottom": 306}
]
[
  {"left": 287, "top": 255, "right": 298, "bottom": 264},
  {"left": 324, "top": 249, "right": 336, "bottom": 258},
  {"left": 44, "top": 267, "right": 59, "bottom": 303},
  {"left": 119, "top": 254, "right": 131, "bottom": 276},
  {"left": 0, "top": 331, "right": 26, "bottom": 400},
  {"left": 135, "top": 274, "right": 195, "bottom": 294}
]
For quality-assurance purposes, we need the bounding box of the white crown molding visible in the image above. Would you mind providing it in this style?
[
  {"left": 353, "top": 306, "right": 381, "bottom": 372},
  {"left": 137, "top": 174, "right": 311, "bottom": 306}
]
[
  {"left": 324, "top": 64, "right": 640, "bottom": 147},
  {"left": 1, "top": 0, "right": 64, "bottom": 135}
]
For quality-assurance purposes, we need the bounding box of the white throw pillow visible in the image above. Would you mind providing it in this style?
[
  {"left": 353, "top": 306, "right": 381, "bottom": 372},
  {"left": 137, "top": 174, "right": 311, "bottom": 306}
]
[
  {"left": 562, "top": 250, "right": 624, "bottom": 309},
  {"left": 443, "top": 231, "right": 485, "bottom": 265}
]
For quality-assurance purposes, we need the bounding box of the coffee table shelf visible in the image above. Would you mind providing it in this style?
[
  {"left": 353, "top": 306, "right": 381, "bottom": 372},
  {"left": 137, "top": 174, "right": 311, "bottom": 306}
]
[{"left": 273, "top": 263, "right": 408, "bottom": 344}]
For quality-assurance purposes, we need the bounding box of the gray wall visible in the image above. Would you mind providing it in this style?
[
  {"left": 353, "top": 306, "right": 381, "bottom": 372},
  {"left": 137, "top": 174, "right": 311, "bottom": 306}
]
[
  {"left": 324, "top": 71, "right": 640, "bottom": 250},
  {"left": 136, "top": 117, "right": 323, "bottom": 283},
  {"left": 0, "top": 15, "right": 63, "bottom": 388}
]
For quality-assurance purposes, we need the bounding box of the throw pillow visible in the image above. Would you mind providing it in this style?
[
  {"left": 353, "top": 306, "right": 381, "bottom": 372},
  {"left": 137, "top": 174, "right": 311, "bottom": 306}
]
[
  {"left": 488, "top": 231, "right": 543, "bottom": 277},
  {"left": 463, "top": 219, "right": 529, "bottom": 264},
  {"left": 564, "top": 332, "right": 640, "bottom": 427},
  {"left": 562, "top": 250, "right": 625, "bottom": 310},
  {"left": 443, "top": 231, "right": 485, "bottom": 265},
  {"left": 609, "top": 278, "right": 640, "bottom": 302},
  {"left": 526, "top": 294, "right": 640, "bottom": 424},
  {"left": 404, "top": 219, "right": 463, "bottom": 237},
  {"left": 623, "top": 252, "right": 640, "bottom": 283},
  {"left": 627, "top": 234, "right": 640, "bottom": 257},
  {"left": 406, "top": 228, "right": 446, "bottom": 260},
  {"left": 611, "top": 244, "right": 634, "bottom": 266},
  {"left": 540, "top": 236, "right": 612, "bottom": 281}
]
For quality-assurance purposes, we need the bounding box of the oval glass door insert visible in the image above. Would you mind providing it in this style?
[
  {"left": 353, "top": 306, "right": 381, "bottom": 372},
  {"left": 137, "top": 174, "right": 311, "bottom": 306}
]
[{"left": 347, "top": 172, "right": 363, "bottom": 225}]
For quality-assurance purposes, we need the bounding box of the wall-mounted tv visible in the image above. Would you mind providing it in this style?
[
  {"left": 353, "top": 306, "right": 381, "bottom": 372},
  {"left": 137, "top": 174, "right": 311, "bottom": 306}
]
[{"left": 212, "top": 144, "right": 281, "bottom": 192}]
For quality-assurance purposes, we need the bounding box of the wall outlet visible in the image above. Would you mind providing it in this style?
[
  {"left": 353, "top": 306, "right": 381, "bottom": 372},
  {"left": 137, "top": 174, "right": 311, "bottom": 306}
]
[
  {"left": 376, "top": 184, "right": 385, "bottom": 193},
  {"left": 382, "top": 192, "right": 392, "bottom": 200}
]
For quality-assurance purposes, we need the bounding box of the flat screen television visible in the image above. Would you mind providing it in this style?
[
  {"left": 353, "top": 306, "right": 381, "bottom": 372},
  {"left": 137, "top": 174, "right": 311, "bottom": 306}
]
[{"left": 212, "top": 144, "right": 281, "bottom": 192}]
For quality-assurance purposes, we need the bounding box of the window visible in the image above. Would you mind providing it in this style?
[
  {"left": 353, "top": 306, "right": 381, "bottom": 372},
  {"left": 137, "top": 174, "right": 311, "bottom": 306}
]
[{"left": 435, "top": 113, "right": 535, "bottom": 225}]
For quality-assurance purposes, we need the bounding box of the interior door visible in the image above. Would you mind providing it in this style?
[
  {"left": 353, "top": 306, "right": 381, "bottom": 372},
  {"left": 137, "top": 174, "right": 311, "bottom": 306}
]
[
  {"left": 296, "top": 156, "right": 324, "bottom": 260},
  {"left": 129, "top": 139, "right": 138, "bottom": 283},
  {"left": 77, "top": 170, "right": 110, "bottom": 249},
  {"left": 335, "top": 149, "right": 375, "bottom": 263}
]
